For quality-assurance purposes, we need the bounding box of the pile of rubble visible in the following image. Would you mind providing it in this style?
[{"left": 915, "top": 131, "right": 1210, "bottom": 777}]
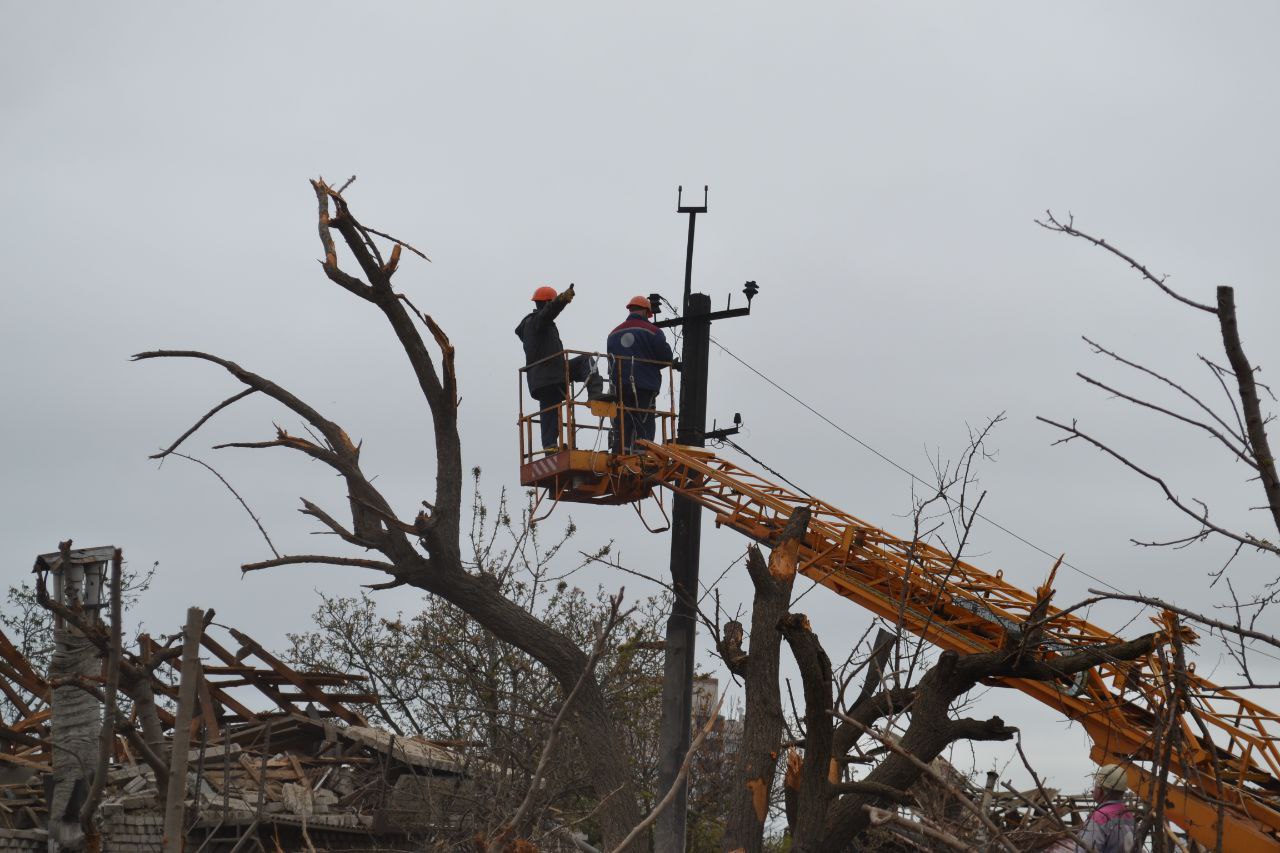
[
  {"left": 87, "top": 716, "right": 475, "bottom": 851},
  {"left": 0, "top": 572, "right": 478, "bottom": 852}
]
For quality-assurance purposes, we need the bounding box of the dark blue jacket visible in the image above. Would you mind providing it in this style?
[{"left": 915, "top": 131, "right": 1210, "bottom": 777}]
[{"left": 607, "top": 312, "right": 673, "bottom": 392}]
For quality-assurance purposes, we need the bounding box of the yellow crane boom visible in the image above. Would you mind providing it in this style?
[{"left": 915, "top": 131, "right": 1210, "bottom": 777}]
[
  {"left": 518, "top": 355, "right": 1280, "bottom": 849},
  {"left": 636, "top": 441, "right": 1280, "bottom": 851}
]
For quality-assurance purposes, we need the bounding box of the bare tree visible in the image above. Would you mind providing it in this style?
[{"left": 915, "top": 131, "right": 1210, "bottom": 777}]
[
  {"left": 717, "top": 507, "right": 811, "bottom": 853},
  {"left": 688, "top": 419, "right": 1162, "bottom": 853},
  {"left": 1036, "top": 212, "right": 1279, "bottom": 558},
  {"left": 1036, "top": 211, "right": 1280, "bottom": 680},
  {"left": 288, "top": 478, "right": 668, "bottom": 847},
  {"left": 135, "top": 180, "right": 646, "bottom": 844}
]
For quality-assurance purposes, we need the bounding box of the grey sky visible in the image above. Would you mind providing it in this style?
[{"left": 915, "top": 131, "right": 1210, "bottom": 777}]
[{"left": 4, "top": 2, "right": 1280, "bottom": 791}]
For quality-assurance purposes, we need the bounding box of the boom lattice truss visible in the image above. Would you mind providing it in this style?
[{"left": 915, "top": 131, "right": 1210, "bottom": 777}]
[{"left": 626, "top": 441, "right": 1280, "bottom": 850}]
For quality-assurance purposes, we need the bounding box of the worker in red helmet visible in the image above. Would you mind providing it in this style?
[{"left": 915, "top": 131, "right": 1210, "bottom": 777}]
[
  {"left": 607, "top": 295, "right": 673, "bottom": 452},
  {"left": 517, "top": 284, "right": 576, "bottom": 452}
]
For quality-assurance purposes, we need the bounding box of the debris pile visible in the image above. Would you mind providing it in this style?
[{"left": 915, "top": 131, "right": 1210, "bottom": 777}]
[
  {"left": 0, "top": 611, "right": 478, "bottom": 851},
  {"left": 90, "top": 716, "right": 473, "bottom": 851}
]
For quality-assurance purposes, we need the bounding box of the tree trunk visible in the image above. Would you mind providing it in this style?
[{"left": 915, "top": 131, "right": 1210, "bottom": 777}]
[
  {"left": 817, "top": 649, "right": 1018, "bottom": 852},
  {"left": 1216, "top": 285, "right": 1280, "bottom": 540},
  {"left": 404, "top": 555, "right": 643, "bottom": 845},
  {"left": 722, "top": 508, "right": 810, "bottom": 853},
  {"left": 780, "top": 613, "right": 836, "bottom": 853}
]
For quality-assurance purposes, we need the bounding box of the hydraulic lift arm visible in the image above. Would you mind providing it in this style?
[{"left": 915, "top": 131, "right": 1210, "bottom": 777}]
[{"left": 638, "top": 441, "right": 1280, "bottom": 851}]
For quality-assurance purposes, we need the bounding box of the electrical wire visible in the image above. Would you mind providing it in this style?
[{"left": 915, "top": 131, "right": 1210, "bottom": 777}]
[
  {"left": 659, "top": 295, "right": 685, "bottom": 363},
  {"left": 717, "top": 436, "right": 813, "bottom": 498},
  {"left": 659, "top": 297, "right": 1116, "bottom": 589},
  {"left": 707, "top": 332, "right": 1128, "bottom": 596}
]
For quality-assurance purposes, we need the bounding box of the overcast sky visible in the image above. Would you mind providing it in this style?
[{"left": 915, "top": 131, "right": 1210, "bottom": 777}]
[{"left": 4, "top": 2, "right": 1280, "bottom": 792}]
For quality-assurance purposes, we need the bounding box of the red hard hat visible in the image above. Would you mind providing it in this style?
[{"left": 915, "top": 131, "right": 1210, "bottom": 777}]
[
  {"left": 532, "top": 286, "right": 558, "bottom": 302},
  {"left": 627, "top": 295, "right": 652, "bottom": 313}
]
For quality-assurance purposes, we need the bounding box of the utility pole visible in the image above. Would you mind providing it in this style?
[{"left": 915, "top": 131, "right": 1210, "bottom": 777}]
[{"left": 654, "top": 187, "right": 756, "bottom": 851}]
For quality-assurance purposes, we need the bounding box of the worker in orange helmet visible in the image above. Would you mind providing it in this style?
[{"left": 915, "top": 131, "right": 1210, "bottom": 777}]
[
  {"left": 607, "top": 295, "right": 673, "bottom": 453},
  {"left": 517, "top": 284, "right": 575, "bottom": 452}
]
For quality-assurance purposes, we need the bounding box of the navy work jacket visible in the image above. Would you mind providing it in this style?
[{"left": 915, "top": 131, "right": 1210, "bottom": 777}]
[{"left": 607, "top": 312, "right": 673, "bottom": 392}]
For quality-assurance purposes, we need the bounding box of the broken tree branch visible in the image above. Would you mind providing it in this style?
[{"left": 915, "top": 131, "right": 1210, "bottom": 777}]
[
  {"left": 151, "top": 388, "right": 258, "bottom": 460},
  {"left": 843, "top": 718, "right": 1017, "bottom": 853},
  {"left": 863, "top": 805, "right": 977, "bottom": 852},
  {"left": 168, "top": 452, "right": 280, "bottom": 559}
]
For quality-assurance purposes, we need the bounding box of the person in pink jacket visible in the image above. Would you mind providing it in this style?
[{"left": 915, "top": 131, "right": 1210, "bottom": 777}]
[{"left": 1077, "top": 764, "right": 1135, "bottom": 852}]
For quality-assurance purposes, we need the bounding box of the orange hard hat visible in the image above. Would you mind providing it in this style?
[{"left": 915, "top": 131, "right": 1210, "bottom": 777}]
[
  {"left": 626, "top": 295, "right": 652, "bottom": 313},
  {"left": 532, "top": 286, "right": 557, "bottom": 302}
]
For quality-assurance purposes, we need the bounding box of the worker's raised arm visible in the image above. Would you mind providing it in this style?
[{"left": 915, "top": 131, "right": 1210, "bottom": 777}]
[{"left": 528, "top": 283, "right": 575, "bottom": 333}]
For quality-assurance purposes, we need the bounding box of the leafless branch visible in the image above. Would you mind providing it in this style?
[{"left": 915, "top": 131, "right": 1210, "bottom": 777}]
[
  {"left": 491, "top": 592, "right": 628, "bottom": 850},
  {"left": 1084, "top": 337, "right": 1248, "bottom": 447},
  {"left": 151, "top": 388, "right": 258, "bottom": 460},
  {"left": 240, "top": 555, "right": 396, "bottom": 574},
  {"left": 168, "top": 452, "right": 280, "bottom": 559},
  {"left": 1076, "top": 588, "right": 1280, "bottom": 651},
  {"left": 365, "top": 226, "right": 431, "bottom": 262},
  {"left": 1076, "top": 371, "right": 1254, "bottom": 468},
  {"left": 1037, "top": 415, "right": 1280, "bottom": 556},
  {"left": 611, "top": 691, "right": 725, "bottom": 853},
  {"left": 862, "top": 805, "right": 978, "bottom": 852},
  {"left": 1035, "top": 211, "right": 1215, "bottom": 313}
]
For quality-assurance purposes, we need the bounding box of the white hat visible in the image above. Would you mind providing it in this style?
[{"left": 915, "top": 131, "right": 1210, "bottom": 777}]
[{"left": 1093, "top": 764, "right": 1129, "bottom": 793}]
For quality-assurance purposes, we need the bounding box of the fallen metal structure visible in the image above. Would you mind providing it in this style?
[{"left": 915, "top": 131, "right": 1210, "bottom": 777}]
[{"left": 0, "top": 615, "right": 493, "bottom": 852}]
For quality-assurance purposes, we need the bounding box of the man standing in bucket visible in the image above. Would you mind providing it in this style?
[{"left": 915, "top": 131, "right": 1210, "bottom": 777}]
[
  {"left": 517, "top": 283, "right": 575, "bottom": 453},
  {"left": 607, "top": 295, "right": 673, "bottom": 453}
]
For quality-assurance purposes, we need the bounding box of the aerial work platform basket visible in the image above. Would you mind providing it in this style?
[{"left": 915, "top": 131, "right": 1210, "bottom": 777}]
[{"left": 517, "top": 349, "right": 679, "bottom": 512}]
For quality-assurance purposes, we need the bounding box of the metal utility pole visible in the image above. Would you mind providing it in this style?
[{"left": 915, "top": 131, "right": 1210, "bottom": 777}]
[{"left": 654, "top": 187, "right": 756, "bottom": 851}]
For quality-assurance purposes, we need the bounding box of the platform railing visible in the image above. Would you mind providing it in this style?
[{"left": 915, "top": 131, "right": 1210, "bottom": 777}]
[{"left": 517, "top": 349, "right": 677, "bottom": 467}]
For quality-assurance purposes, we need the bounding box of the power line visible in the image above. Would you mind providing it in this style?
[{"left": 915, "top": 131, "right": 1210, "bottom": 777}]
[
  {"left": 707, "top": 335, "right": 1280, "bottom": 666},
  {"left": 665, "top": 297, "right": 1274, "bottom": 655},
  {"left": 707, "top": 333, "right": 1126, "bottom": 596},
  {"left": 662, "top": 297, "right": 1110, "bottom": 589},
  {"left": 717, "top": 436, "right": 812, "bottom": 498}
]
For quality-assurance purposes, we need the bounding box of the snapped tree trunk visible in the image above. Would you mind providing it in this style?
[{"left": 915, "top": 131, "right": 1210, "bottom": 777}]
[{"left": 721, "top": 508, "right": 810, "bottom": 853}]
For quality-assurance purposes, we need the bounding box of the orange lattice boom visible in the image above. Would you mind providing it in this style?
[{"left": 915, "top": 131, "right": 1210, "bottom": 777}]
[
  {"left": 638, "top": 442, "right": 1280, "bottom": 850},
  {"left": 517, "top": 380, "right": 1280, "bottom": 849}
]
